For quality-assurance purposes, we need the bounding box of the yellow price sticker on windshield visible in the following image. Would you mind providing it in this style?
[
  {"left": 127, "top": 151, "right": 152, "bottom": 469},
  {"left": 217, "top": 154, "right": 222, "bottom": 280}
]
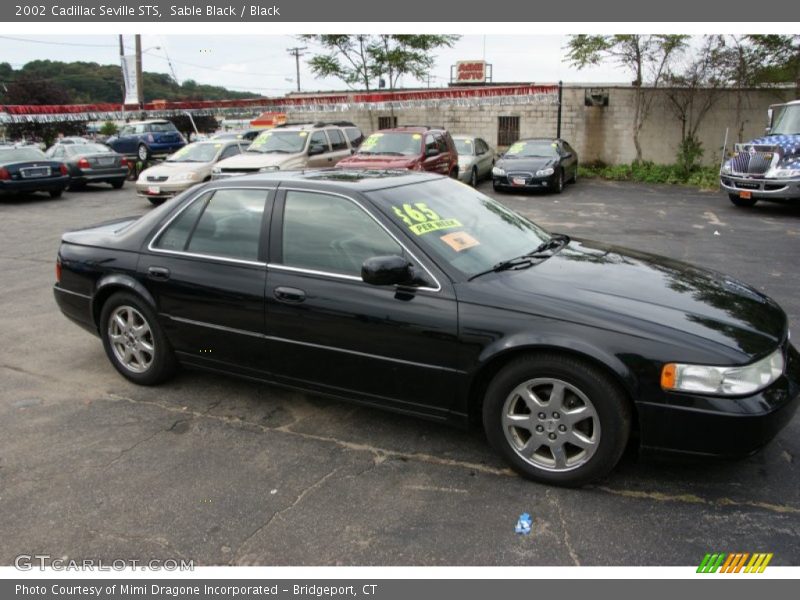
[
  {"left": 214, "top": 144, "right": 222, "bottom": 148},
  {"left": 392, "top": 203, "right": 461, "bottom": 235},
  {"left": 299, "top": 131, "right": 308, "bottom": 137},
  {"left": 508, "top": 142, "right": 526, "bottom": 153},
  {"left": 412, "top": 134, "right": 422, "bottom": 140}
]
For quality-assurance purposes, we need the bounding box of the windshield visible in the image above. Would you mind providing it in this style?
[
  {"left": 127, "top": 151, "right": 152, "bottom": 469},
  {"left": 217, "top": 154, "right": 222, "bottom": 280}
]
[
  {"left": 368, "top": 178, "right": 552, "bottom": 278},
  {"left": 67, "top": 144, "right": 112, "bottom": 155},
  {"left": 770, "top": 105, "right": 800, "bottom": 136},
  {"left": 454, "top": 139, "right": 474, "bottom": 156},
  {"left": 505, "top": 140, "right": 559, "bottom": 158},
  {"left": 167, "top": 143, "right": 221, "bottom": 162},
  {"left": 0, "top": 147, "right": 46, "bottom": 161},
  {"left": 357, "top": 132, "right": 422, "bottom": 156},
  {"left": 247, "top": 130, "right": 308, "bottom": 153}
]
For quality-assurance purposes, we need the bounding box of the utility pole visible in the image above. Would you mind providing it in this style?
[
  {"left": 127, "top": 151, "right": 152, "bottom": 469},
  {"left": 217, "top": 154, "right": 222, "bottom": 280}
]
[
  {"left": 135, "top": 34, "right": 144, "bottom": 110},
  {"left": 287, "top": 46, "right": 307, "bottom": 93}
]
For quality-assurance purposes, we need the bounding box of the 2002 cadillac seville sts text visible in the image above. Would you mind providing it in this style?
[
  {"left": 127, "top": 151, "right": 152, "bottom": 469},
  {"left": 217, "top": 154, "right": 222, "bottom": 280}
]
[{"left": 53, "top": 170, "right": 799, "bottom": 486}]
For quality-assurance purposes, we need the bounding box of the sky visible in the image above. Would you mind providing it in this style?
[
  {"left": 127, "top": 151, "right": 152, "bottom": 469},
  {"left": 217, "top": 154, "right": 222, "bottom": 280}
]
[{"left": 0, "top": 34, "right": 636, "bottom": 97}]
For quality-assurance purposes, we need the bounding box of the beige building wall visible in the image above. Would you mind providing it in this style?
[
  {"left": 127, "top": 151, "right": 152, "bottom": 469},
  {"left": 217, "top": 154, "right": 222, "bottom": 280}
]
[{"left": 283, "top": 86, "right": 796, "bottom": 166}]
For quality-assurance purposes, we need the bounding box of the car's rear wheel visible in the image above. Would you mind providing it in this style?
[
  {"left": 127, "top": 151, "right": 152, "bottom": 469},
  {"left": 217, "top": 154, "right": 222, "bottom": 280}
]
[
  {"left": 449, "top": 167, "right": 458, "bottom": 179},
  {"left": 111, "top": 179, "right": 125, "bottom": 189},
  {"left": 482, "top": 353, "right": 631, "bottom": 487},
  {"left": 570, "top": 166, "right": 578, "bottom": 184},
  {"left": 729, "top": 193, "right": 757, "bottom": 207},
  {"left": 469, "top": 167, "right": 478, "bottom": 187},
  {"left": 49, "top": 189, "right": 63, "bottom": 198},
  {"left": 100, "top": 292, "right": 177, "bottom": 385},
  {"left": 137, "top": 144, "right": 150, "bottom": 162}
]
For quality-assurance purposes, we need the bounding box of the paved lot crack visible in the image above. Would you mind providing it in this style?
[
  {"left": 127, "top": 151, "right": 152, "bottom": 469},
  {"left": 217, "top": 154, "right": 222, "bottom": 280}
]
[
  {"left": 229, "top": 466, "right": 341, "bottom": 564},
  {"left": 547, "top": 488, "right": 581, "bottom": 566}
]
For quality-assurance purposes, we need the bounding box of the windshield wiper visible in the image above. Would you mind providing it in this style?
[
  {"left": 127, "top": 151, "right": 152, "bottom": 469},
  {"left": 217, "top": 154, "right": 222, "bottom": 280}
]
[{"left": 467, "top": 234, "right": 570, "bottom": 281}]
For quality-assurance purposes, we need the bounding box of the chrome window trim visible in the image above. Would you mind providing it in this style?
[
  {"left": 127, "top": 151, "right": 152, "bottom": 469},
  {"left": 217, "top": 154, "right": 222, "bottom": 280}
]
[
  {"left": 278, "top": 186, "right": 443, "bottom": 293},
  {"left": 146, "top": 185, "right": 275, "bottom": 266},
  {"left": 165, "top": 314, "right": 464, "bottom": 373}
]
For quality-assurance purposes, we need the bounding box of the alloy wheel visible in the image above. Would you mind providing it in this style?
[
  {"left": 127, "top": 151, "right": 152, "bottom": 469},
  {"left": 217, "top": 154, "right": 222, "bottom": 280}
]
[{"left": 107, "top": 305, "right": 155, "bottom": 374}]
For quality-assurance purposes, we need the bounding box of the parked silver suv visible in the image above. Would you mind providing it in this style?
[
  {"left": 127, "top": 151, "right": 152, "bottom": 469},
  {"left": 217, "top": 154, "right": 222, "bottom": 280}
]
[{"left": 211, "top": 122, "right": 358, "bottom": 179}]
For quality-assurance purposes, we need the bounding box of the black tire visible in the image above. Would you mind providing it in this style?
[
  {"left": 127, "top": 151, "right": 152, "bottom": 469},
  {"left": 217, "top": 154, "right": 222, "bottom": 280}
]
[
  {"left": 492, "top": 181, "right": 503, "bottom": 193},
  {"left": 469, "top": 167, "right": 478, "bottom": 187},
  {"left": 49, "top": 189, "right": 63, "bottom": 198},
  {"left": 111, "top": 178, "right": 125, "bottom": 189},
  {"left": 99, "top": 292, "right": 177, "bottom": 385},
  {"left": 68, "top": 182, "right": 86, "bottom": 192},
  {"left": 554, "top": 169, "right": 565, "bottom": 194},
  {"left": 147, "top": 197, "right": 166, "bottom": 206},
  {"left": 482, "top": 353, "right": 631, "bottom": 487},
  {"left": 137, "top": 144, "right": 150, "bottom": 162},
  {"left": 449, "top": 167, "right": 458, "bottom": 179},
  {"left": 729, "top": 193, "right": 757, "bottom": 208}
]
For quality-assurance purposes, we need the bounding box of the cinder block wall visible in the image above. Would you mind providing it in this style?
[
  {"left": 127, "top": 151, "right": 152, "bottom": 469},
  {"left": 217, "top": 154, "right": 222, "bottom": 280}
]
[{"left": 283, "top": 86, "right": 796, "bottom": 166}]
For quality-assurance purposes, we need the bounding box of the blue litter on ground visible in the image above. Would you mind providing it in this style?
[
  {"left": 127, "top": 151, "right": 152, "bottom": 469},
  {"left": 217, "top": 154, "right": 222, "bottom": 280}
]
[{"left": 515, "top": 512, "right": 532, "bottom": 535}]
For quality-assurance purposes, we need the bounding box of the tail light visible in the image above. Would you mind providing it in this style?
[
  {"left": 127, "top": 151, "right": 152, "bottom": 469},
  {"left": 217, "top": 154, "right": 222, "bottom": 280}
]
[
  {"left": 59, "top": 163, "right": 69, "bottom": 175},
  {"left": 55, "top": 257, "right": 62, "bottom": 283},
  {"left": 0, "top": 167, "right": 9, "bottom": 180},
  {"left": 76, "top": 158, "right": 90, "bottom": 169}
]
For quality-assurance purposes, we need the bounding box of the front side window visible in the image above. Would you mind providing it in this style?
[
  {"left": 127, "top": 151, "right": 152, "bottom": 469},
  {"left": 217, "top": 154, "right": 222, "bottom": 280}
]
[
  {"left": 154, "top": 189, "right": 267, "bottom": 261},
  {"left": 309, "top": 131, "right": 329, "bottom": 152},
  {"left": 282, "top": 191, "right": 402, "bottom": 276}
]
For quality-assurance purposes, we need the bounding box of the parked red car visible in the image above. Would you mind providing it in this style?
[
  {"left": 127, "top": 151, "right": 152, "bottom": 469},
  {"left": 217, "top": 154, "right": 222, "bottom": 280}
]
[{"left": 337, "top": 126, "right": 459, "bottom": 177}]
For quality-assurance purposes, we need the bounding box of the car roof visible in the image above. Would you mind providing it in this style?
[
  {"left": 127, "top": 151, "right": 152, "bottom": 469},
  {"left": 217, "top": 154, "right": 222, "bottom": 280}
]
[
  {"left": 211, "top": 168, "right": 447, "bottom": 192},
  {"left": 124, "top": 120, "right": 172, "bottom": 125},
  {"left": 384, "top": 126, "right": 442, "bottom": 133},
  {"left": 518, "top": 137, "right": 562, "bottom": 143}
]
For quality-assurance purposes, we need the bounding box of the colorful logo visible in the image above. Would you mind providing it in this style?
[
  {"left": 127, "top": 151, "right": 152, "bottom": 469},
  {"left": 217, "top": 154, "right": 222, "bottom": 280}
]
[{"left": 697, "top": 553, "right": 773, "bottom": 573}]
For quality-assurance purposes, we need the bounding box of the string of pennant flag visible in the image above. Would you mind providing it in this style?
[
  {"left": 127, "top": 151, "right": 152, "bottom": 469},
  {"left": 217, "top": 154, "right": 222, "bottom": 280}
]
[{"left": 0, "top": 84, "right": 559, "bottom": 124}]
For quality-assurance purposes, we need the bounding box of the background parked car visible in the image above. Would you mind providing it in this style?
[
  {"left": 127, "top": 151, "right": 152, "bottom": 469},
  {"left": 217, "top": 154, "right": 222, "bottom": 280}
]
[
  {"left": 492, "top": 138, "right": 578, "bottom": 194},
  {"left": 0, "top": 146, "right": 69, "bottom": 198},
  {"left": 337, "top": 126, "right": 459, "bottom": 177},
  {"left": 46, "top": 142, "right": 128, "bottom": 190},
  {"left": 211, "top": 122, "right": 354, "bottom": 179},
  {"left": 137, "top": 139, "right": 249, "bottom": 205},
  {"left": 53, "top": 136, "right": 90, "bottom": 146},
  {"left": 106, "top": 120, "right": 186, "bottom": 162},
  {"left": 454, "top": 135, "right": 495, "bottom": 187},
  {"left": 212, "top": 129, "right": 263, "bottom": 142}
]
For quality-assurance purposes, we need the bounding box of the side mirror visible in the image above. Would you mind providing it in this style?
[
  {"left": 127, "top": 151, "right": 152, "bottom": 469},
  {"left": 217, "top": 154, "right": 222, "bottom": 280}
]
[
  {"left": 362, "top": 255, "right": 426, "bottom": 287},
  {"left": 562, "top": 151, "right": 573, "bottom": 159},
  {"left": 308, "top": 144, "right": 325, "bottom": 156},
  {"left": 425, "top": 147, "right": 440, "bottom": 158},
  {"left": 764, "top": 127, "right": 772, "bottom": 135}
]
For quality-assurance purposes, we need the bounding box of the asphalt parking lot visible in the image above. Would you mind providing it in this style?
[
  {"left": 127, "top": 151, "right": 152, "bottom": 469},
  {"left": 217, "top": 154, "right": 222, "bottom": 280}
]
[{"left": 1, "top": 178, "right": 799, "bottom": 566}]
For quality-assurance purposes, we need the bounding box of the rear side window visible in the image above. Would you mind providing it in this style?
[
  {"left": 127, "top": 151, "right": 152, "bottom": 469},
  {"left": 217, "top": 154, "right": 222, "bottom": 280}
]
[
  {"left": 309, "top": 131, "right": 329, "bottom": 152},
  {"left": 327, "top": 129, "right": 348, "bottom": 151},
  {"left": 154, "top": 189, "right": 268, "bottom": 261},
  {"left": 344, "top": 127, "right": 364, "bottom": 146},
  {"left": 150, "top": 122, "right": 177, "bottom": 133},
  {"left": 435, "top": 134, "right": 448, "bottom": 154}
]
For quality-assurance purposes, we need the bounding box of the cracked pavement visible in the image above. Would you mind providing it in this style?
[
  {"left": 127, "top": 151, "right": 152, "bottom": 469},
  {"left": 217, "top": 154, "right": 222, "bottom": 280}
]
[{"left": 0, "top": 179, "right": 798, "bottom": 566}]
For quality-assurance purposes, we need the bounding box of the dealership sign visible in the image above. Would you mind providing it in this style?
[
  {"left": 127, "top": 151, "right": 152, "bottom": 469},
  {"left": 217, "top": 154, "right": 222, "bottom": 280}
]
[{"left": 452, "top": 61, "right": 491, "bottom": 84}]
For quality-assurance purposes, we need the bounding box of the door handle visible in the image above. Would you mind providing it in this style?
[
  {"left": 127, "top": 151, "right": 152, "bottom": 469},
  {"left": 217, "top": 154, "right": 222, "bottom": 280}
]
[
  {"left": 274, "top": 286, "right": 306, "bottom": 303},
  {"left": 327, "top": 157, "right": 333, "bottom": 162},
  {"left": 147, "top": 266, "right": 171, "bottom": 281}
]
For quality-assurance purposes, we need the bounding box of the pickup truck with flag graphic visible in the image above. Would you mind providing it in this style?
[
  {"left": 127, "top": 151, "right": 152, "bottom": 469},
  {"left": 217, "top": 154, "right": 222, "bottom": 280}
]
[{"left": 720, "top": 99, "right": 800, "bottom": 207}]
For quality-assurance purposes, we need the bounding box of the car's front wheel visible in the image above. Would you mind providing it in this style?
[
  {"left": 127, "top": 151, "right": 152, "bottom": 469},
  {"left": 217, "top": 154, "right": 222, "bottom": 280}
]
[
  {"left": 469, "top": 167, "right": 478, "bottom": 187},
  {"left": 100, "top": 292, "right": 177, "bottom": 385},
  {"left": 483, "top": 353, "right": 631, "bottom": 487},
  {"left": 111, "top": 179, "right": 125, "bottom": 189},
  {"left": 49, "top": 189, "right": 63, "bottom": 198},
  {"left": 728, "top": 193, "right": 757, "bottom": 208},
  {"left": 137, "top": 144, "right": 150, "bottom": 162},
  {"left": 554, "top": 169, "right": 565, "bottom": 194}
]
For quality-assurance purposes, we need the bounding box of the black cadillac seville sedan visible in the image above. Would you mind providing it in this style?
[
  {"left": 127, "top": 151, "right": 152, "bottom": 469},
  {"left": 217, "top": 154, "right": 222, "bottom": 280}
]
[{"left": 54, "top": 170, "right": 799, "bottom": 486}]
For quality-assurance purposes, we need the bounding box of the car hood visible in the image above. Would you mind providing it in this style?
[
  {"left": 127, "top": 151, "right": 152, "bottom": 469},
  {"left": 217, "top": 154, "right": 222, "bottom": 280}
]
[
  {"left": 141, "top": 161, "right": 212, "bottom": 176},
  {"left": 496, "top": 156, "right": 557, "bottom": 172},
  {"left": 338, "top": 155, "right": 417, "bottom": 169},
  {"left": 216, "top": 152, "right": 300, "bottom": 168},
  {"left": 459, "top": 238, "right": 786, "bottom": 360},
  {"left": 741, "top": 134, "right": 800, "bottom": 165}
]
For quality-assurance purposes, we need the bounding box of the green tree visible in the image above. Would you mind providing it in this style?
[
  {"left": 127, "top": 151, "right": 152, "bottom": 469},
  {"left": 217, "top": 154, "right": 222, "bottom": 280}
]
[
  {"left": 370, "top": 35, "right": 460, "bottom": 91},
  {"left": 99, "top": 121, "right": 118, "bottom": 136},
  {"left": 567, "top": 35, "right": 688, "bottom": 162}
]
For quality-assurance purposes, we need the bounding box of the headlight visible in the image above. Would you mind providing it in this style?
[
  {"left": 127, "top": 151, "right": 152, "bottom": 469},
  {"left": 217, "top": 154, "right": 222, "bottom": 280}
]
[
  {"left": 170, "top": 172, "right": 198, "bottom": 182},
  {"left": 721, "top": 162, "right": 732, "bottom": 174},
  {"left": 536, "top": 167, "right": 555, "bottom": 177},
  {"left": 492, "top": 166, "right": 505, "bottom": 176},
  {"left": 211, "top": 167, "right": 222, "bottom": 174},
  {"left": 259, "top": 165, "right": 279, "bottom": 172},
  {"left": 765, "top": 166, "right": 800, "bottom": 178},
  {"left": 661, "top": 348, "right": 784, "bottom": 396}
]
